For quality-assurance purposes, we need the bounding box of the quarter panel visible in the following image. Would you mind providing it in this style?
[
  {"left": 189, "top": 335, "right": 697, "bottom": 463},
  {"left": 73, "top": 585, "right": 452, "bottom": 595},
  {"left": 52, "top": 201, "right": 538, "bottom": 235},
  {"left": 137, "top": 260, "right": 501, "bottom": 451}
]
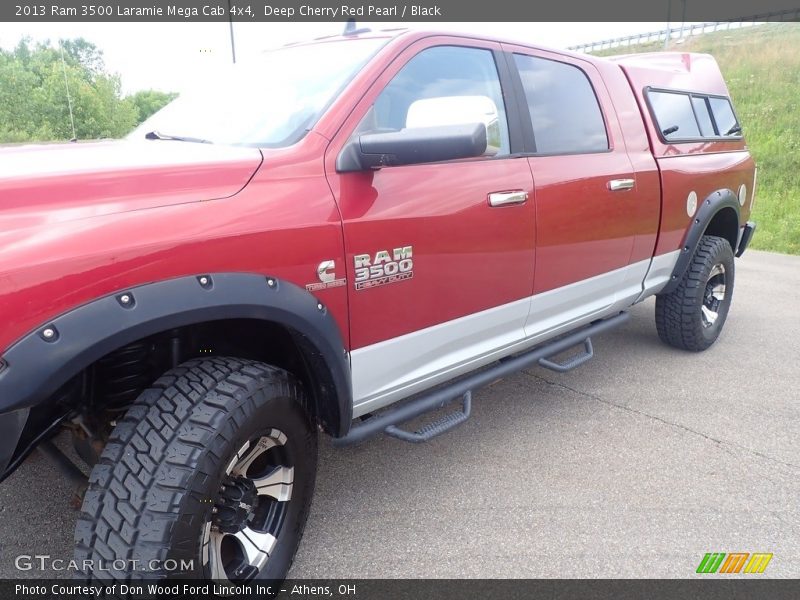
[{"left": 654, "top": 150, "right": 755, "bottom": 255}]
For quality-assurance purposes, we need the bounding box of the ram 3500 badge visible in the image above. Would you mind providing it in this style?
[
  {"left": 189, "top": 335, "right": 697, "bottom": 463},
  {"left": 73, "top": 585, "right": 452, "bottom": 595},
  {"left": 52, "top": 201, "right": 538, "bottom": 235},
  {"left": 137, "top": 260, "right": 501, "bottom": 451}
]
[{"left": 354, "top": 246, "right": 414, "bottom": 290}]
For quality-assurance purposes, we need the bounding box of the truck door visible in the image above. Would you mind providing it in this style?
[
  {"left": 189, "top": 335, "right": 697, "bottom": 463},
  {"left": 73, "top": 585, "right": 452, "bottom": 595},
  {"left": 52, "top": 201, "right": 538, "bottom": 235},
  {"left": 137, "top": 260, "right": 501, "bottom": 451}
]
[
  {"left": 324, "top": 39, "right": 535, "bottom": 416},
  {"left": 503, "top": 45, "right": 659, "bottom": 339}
]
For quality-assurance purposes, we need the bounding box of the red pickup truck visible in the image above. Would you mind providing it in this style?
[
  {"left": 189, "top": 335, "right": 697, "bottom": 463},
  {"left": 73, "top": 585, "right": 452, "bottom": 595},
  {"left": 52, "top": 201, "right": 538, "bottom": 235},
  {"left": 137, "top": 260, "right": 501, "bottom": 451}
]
[{"left": 0, "top": 29, "right": 755, "bottom": 582}]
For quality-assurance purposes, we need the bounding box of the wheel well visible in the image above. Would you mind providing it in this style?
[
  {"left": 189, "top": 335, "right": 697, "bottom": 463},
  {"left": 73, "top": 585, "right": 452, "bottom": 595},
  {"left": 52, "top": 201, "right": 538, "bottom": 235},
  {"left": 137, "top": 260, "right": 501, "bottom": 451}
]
[
  {"left": 2, "top": 274, "right": 352, "bottom": 478},
  {"left": 26, "top": 319, "right": 334, "bottom": 451},
  {"left": 704, "top": 206, "right": 739, "bottom": 252}
]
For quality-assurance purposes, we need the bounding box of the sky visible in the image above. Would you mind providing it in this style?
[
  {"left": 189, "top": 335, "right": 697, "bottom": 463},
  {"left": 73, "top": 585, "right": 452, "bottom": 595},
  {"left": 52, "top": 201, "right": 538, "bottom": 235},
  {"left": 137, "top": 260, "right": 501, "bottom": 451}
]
[{"left": 0, "top": 21, "right": 675, "bottom": 94}]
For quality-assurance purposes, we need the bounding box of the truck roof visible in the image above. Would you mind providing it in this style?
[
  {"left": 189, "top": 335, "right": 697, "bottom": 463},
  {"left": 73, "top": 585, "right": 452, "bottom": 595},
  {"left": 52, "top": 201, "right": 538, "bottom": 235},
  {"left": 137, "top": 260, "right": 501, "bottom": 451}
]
[
  {"left": 284, "top": 29, "right": 730, "bottom": 98},
  {"left": 281, "top": 27, "right": 611, "bottom": 66}
]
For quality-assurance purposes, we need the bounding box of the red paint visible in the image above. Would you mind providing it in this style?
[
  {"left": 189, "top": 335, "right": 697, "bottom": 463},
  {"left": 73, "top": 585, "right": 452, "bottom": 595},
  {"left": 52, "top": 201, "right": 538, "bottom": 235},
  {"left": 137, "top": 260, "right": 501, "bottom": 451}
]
[
  {"left": 0, "top": 133, "right": 349, "bottom": 352},
  {"left": 654, "top": 151, "right": 755, "bottom": 255},
  {"left": 0, "top": 30, "right": 755, "bottom": 358},
  {"left": 324, "top": 36, "right": 535, "bottom": 348},
  {"left": 329, "top": 159, "right": 535, "bottom": 348},
  {"left": 614, "top": 50, "right": 755, "bottom": 253},
  {"left": 502, "top": 44, "right": 661, "bottom": 293}
]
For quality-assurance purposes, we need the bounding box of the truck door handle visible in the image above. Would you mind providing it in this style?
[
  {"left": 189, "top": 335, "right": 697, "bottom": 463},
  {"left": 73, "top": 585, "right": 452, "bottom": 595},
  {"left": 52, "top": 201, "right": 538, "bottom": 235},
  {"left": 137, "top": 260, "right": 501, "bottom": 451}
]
[
  {"left": 488, "top": 190, "right": 528, "bottom": 207},
  {"left": 607, "top": 178, "right": 635, "bottom": 191}
]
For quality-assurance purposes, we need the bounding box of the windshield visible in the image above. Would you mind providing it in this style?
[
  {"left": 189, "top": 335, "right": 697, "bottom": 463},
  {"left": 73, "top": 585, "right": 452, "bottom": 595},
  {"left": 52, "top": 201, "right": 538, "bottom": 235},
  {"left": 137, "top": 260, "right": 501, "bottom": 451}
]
[{"left": 128, "top": 38, "right": 387, "bottom": 148}]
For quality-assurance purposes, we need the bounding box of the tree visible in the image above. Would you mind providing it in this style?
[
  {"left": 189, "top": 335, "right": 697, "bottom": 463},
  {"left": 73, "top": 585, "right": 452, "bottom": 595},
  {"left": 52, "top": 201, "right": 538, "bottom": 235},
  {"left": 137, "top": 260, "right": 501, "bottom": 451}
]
[
  {"left": 0, "top": 38, "right": 173, "bottom": 143},
  {"left": 128, "top": 89, "right": 178, "bottom": 122},
  {"left": 60, "top": 37, "right": 106, "bottom": 77}
]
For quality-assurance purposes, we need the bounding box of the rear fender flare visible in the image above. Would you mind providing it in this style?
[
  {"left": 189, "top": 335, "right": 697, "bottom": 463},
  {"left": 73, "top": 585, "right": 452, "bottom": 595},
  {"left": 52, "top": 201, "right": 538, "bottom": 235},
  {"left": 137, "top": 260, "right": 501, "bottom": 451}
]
[{"left": 661, "top": 189, "right": 740, "bottom": 295}]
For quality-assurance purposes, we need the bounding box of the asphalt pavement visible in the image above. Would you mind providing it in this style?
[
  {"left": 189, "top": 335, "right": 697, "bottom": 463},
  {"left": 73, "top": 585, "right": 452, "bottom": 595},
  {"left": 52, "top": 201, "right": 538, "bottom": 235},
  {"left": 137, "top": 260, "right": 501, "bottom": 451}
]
[{"left": 1, "top": 249, "right": 798, "bottom": 579}]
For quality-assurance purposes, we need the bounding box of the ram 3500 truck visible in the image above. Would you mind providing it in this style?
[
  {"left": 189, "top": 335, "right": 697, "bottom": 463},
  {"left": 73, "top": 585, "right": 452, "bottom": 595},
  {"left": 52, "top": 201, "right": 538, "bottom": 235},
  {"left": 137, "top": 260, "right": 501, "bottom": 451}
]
[{"left": 0, "top": 29, "right": 756, "bottom": 582}]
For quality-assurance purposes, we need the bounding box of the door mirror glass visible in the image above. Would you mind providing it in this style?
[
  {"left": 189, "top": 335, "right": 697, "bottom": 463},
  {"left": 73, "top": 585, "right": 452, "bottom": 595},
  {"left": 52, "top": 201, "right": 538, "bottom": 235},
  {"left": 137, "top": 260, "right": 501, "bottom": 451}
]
[{"left": 406, "top": 95, "right": 501, "bottom": 157}]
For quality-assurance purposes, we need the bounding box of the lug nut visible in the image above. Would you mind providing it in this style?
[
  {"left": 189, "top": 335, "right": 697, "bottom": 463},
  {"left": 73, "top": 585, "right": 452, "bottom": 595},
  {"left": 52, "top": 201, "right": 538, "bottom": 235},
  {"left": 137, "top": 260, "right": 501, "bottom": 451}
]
[
  {"left": 42, "top": 328, "right": 55, "bottom": 339},
  {"left": 267, "top": 279, "right": 276, "bottom": 288},
  {"left": 199, "top": 277, "right": 209, "bottom": 286},
  {"left": 120, "top": 294, "right": 131, "bottom": 304},
  {"left": 317, "top": 303, "right": 324, "bottom": 311}
]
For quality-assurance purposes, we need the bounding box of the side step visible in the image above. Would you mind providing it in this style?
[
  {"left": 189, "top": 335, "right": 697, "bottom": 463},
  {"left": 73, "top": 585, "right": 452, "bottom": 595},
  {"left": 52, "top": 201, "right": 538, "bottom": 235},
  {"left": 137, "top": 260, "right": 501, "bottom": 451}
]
[
  {"left": 333, "top": 311, "right": 629, "bottom": 447},
  {"left": 538, "top": 339, "right": 593, "bottom": 373},
  {"left": 384, "top": 392, "right": 472, "bottom": 443}
]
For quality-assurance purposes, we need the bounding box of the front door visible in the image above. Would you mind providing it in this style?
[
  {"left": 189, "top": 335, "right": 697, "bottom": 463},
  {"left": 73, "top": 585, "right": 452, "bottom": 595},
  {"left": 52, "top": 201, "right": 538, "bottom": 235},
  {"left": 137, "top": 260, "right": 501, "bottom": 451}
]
[{"left": 325, "top": 39, "right": 536, "bottom": 415}]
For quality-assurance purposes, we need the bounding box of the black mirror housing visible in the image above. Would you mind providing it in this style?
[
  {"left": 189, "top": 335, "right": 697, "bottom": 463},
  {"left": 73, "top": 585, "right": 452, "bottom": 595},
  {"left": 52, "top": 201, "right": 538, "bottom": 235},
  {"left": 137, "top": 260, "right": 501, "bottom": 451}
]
[{"left": 336, "top": 123, "right": 488, "bottom": 173}]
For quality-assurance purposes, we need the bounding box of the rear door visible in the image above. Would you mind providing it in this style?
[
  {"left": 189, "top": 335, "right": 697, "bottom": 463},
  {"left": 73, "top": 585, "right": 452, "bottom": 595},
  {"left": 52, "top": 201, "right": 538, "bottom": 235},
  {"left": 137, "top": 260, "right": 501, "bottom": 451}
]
[
  {"left": 324, "top": 38, "right": 536, "bottom": 415},
  {"left": 504, "top": 46, "right": 654, "bottom": 339}
]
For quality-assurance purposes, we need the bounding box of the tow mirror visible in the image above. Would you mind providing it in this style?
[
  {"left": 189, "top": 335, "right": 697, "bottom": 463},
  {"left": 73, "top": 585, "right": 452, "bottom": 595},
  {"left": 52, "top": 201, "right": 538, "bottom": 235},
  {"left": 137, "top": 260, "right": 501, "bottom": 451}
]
[
  {"left": 406, "top": 95, "right": 501, "bottom": 156},
  {"left": 336, "top": 95, "right": 500, "bottom": 173}
]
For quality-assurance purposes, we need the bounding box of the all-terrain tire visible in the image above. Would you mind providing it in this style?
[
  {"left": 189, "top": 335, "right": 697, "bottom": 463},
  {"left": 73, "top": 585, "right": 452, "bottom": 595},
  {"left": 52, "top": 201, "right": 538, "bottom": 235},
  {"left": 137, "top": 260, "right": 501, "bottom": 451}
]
[
  {"left": 74, "top": 356, "right": 317, "bottom": 582},
  {"left": 655, "top": 235, "right": 735, "bottom": 352}
]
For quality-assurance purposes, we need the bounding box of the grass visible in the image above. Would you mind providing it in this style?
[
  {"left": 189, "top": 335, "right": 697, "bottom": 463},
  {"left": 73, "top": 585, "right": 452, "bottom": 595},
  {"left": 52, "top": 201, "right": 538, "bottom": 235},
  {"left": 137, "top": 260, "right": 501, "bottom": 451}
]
[{"left": 595, "top": 23, "right": 800, "bottom": 255}]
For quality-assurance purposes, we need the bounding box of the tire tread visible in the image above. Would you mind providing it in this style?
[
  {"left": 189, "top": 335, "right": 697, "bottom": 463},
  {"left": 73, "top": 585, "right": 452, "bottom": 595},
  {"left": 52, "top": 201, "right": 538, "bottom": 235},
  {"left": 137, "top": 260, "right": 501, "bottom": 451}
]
[
  {"left": 655, "top": 235, "right": 734, "bottom": 352},
  {"left": 75, "top": 357, "right": 306, "bottom": 582}
]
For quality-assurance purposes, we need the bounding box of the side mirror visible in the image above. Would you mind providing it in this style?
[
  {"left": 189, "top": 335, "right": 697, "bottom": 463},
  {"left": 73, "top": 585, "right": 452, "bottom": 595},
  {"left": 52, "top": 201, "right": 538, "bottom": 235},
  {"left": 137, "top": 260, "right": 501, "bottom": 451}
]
[
  {"left": 337, "top": 123, "right": 488, "bottom": 172},
  {"left": 336, "top": 95, "right": 500, "bottom": 173},
  {"left": 406, "top": 95, "right": 501, "bottom": 156}
]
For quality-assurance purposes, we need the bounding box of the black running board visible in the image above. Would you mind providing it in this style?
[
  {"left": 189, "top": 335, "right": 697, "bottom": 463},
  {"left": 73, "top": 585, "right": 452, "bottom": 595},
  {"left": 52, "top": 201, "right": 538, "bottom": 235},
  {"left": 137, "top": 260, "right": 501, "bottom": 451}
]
[
  {"left": 385, "top": 391, "right": 472, "bottom": 443},
  {"left": 333, "top": 311, "right": 629, "bottom": 447},
  {"left": 538, "top": 338, "right": 593, "bottom": 372}
]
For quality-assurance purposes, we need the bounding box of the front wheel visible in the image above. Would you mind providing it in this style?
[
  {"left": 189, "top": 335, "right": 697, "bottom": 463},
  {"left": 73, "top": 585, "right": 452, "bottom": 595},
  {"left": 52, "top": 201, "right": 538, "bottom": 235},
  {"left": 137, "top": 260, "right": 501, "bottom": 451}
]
[
  {"left": 655, "top": 234, "right": 735, "bottom": 352},
  {"left": 75, "top": 357, "right": 318, "bottom": 582}
]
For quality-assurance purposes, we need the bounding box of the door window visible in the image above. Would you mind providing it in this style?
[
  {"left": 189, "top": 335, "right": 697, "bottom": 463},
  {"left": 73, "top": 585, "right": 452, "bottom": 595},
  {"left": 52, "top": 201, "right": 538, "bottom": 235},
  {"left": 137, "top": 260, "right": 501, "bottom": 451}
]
[
  {"left": 356, "top": 46, "right": 510, "bottom": 156},
  {"left": 513, "top": 54, "right": 609, "bottom": 154}
]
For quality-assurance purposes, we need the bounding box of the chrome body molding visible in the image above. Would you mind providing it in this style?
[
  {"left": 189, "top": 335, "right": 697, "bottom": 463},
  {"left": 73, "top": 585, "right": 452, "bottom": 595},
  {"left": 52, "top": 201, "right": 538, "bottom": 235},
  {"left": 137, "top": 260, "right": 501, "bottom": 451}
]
[{"left": 351, "top": 253, "right": 680, "bottom": 417}]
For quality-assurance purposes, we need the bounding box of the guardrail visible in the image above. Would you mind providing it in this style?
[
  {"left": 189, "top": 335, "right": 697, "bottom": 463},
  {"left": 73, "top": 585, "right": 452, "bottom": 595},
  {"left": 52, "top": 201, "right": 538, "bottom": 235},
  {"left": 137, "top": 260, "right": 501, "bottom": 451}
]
[{"left": 567, "top": 9, "right": 800, "bottom": 54}]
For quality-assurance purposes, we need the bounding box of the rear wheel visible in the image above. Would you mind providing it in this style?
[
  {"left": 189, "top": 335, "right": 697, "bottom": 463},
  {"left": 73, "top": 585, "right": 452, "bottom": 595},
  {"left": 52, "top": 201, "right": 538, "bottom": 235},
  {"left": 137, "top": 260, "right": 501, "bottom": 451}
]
[
  {"left": 75, "top": 357, "right": 317, "bottom": 582},
  {"left": 655, "top": 235, "right": 735, "bottom": 352}
]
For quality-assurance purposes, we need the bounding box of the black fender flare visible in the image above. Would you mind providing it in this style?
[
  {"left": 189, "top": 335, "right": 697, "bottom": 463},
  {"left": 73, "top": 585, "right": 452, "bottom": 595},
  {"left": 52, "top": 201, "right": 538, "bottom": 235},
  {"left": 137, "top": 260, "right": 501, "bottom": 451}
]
[
  {"left": 661, "top": 189, "right": 740, "bottom": 295},
  {"left": 0, "top": 273, "right": 352, "bottom": 435}
]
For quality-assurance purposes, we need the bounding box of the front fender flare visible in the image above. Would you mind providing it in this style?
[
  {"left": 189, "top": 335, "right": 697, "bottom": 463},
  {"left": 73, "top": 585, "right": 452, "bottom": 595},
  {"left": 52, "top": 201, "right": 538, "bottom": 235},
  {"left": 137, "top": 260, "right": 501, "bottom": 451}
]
[
  {"left": 0, "top": 273, "right": 352, "bottom": 435},
  {"left": 661, "top": 189, "right": 740, "bottom": 295}
]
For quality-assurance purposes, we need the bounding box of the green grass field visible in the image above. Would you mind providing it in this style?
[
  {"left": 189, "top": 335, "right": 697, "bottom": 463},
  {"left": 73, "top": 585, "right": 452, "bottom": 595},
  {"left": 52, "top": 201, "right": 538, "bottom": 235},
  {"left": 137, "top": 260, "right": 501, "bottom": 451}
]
[{"left": 595, "top": 23, "right": 800, "bottom": 255}]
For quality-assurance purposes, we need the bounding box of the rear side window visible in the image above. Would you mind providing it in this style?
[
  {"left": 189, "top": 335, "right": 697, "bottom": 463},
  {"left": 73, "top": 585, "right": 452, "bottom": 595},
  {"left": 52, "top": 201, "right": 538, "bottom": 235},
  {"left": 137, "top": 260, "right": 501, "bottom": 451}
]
[
  {"left": 513, "top": 54, "right": 608, "bottom": 154},
  {"left": 649, "top": 91, "right": 700, "bottom": 139},
  {"left": 647, "top": 88, "right": 742, "bottom": 141},
  {"left": 691, "top": 96, "right": 715, "bottom": 137},
  {"left": 709, "top": 97, "right": 740, "bottom": 136}
]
